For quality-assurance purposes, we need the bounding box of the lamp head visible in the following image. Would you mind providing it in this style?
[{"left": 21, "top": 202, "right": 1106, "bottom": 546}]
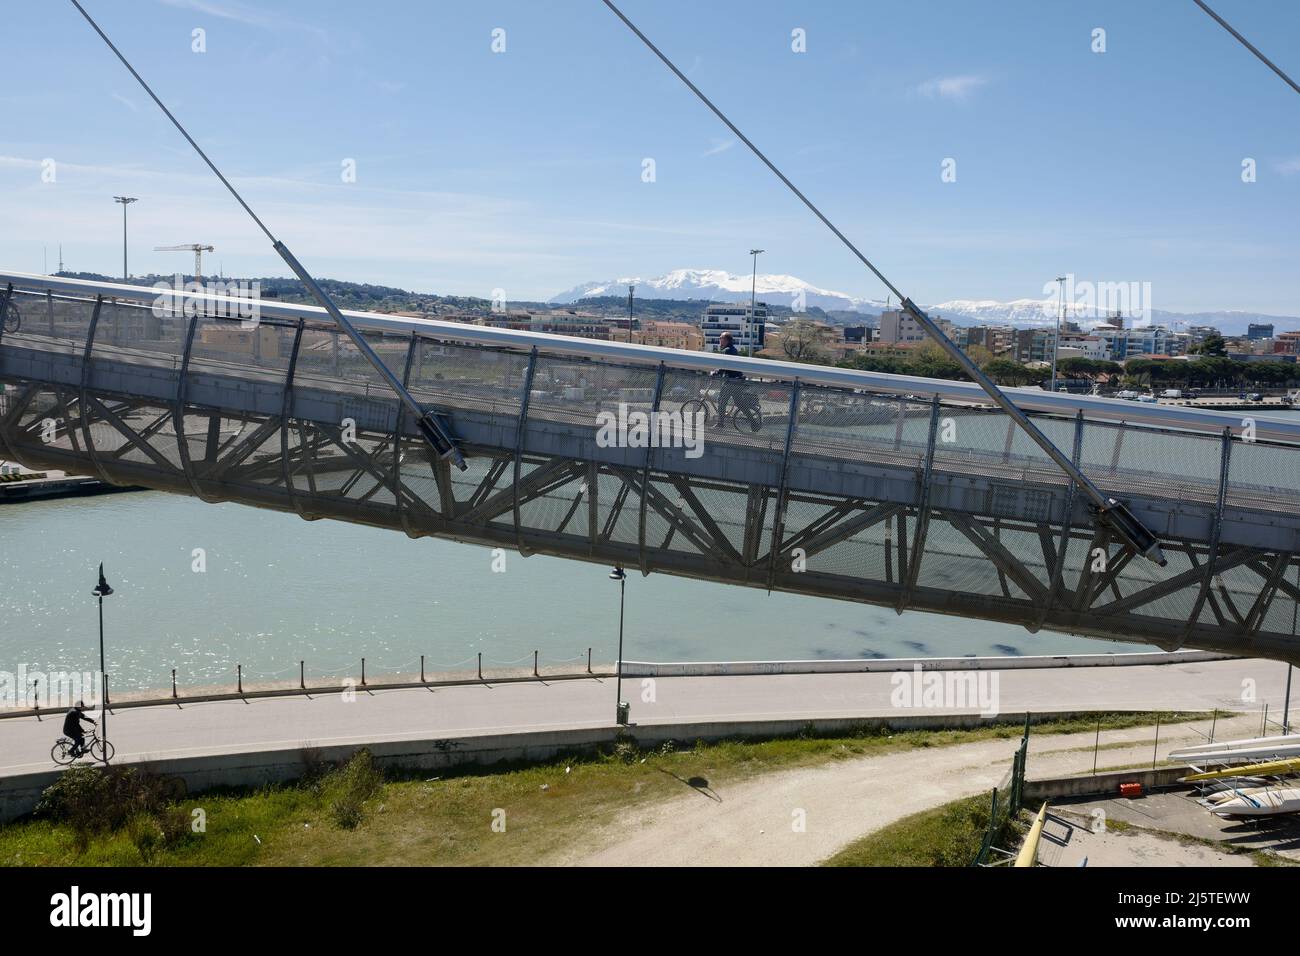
[
  {"left": 92, "top": 562, "right": 114, "bottom": 598},
  {"left": 608, "top": 567, "right": 626, "bottom": 581}
]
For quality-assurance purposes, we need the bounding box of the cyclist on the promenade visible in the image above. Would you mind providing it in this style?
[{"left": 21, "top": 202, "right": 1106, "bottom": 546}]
[{"left": 62, "top": 701, "right": 96, "bottom": 758}]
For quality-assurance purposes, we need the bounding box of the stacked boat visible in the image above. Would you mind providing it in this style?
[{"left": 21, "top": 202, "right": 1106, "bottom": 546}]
[{"left": 1170, "top": 734, "right": 1300, "bottom": 817}]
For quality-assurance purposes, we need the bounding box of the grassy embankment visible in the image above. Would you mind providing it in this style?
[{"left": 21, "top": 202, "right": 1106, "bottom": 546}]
[{"left": 0, "top": 712, "right": 1210, "bottom": 867}]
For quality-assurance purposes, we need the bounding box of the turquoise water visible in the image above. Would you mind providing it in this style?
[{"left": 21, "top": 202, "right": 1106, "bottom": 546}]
[{"left": 0, "top": 491, "right": 1142, "bottom": 693}]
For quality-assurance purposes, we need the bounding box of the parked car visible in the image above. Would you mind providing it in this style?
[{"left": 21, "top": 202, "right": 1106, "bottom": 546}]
[
  {"left": 1160, "top": 389, "right": 1183, "bottom": 399},
  {"left": 1114, "top": 390, "right": 1140, "bottom": 400},
  {"left": 1137, "top": 394, "right": 1158, "bottom": 403},
  {"left": 1248, "top": 392, "right": 1263, "bottom": 402}
]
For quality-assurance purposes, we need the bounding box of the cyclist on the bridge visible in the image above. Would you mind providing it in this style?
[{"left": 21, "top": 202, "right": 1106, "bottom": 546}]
[
  {"left": 63, "top": 701, "right": 96, "bottom": 758},
  {"left": 712, "top": 331, "right": 761, "bottom": 432}
]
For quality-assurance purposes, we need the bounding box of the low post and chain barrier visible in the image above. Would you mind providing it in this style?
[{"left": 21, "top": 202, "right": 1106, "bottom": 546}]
[{"left": 2, "top": 649, "right": 610, "bottom": 718}]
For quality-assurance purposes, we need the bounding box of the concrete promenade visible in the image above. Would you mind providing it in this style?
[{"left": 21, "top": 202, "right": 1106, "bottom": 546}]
[{"left": 0, "top": 656, "right": 1290, "bottom": 779}]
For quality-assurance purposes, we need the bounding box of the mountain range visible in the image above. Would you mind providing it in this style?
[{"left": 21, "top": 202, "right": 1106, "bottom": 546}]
[{"left": 549, "top": 269, "right": 1297, "bottom": 336}]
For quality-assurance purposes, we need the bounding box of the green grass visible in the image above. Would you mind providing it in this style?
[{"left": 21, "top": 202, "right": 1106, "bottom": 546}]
[
  {"left": 823, "top": 793, "right": 1026, "bottom": 867},
  {"left": 0, "top": 713, "right": 1209, "bottom": 867}
]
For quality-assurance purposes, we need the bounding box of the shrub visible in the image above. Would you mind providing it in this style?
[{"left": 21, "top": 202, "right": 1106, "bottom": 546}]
[
  {"left": 320, "top": 749, "right": 384, "bottom": 830},
  {"left": 36, "top": 765, "right": 187, "bottom": 852}
]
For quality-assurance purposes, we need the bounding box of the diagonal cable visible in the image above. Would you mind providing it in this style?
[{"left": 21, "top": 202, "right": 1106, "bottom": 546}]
[
  {"left": 67, "top": 0, "right": 466, "bottom": 468},
  {"left": 598, "top": 0, "right": 1167, "bottom": 566},
  {"left": 1192, "top": 0, "right": 1300, "bottom": 97}
]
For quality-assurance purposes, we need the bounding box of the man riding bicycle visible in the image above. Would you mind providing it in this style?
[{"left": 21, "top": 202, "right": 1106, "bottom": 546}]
[
  {"left": 63, "top": 701, "right": 96, "bottom": 758},
  {"left": 713, "top": 331, "right": 761, "bottom": 432}
]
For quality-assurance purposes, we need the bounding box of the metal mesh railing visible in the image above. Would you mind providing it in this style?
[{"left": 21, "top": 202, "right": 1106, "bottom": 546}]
[{"left": 5, "top": 275, "right": 1300, "bottom": 661}]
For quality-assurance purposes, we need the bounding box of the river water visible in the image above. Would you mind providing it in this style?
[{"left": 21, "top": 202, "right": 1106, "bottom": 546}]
[{"left": 0, "top": 490, "right": 1148, "bottom": 694}]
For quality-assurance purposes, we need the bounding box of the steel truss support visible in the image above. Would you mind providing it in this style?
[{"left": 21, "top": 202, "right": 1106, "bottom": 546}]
[
  {"left": 1181, "top": 428, "right": 1233, "bottom": 646},
  {"left": 512, "top": 347, "right": 539, "bottom": 556},
  {"left": 637, "top": 363, "right": 667, "bottom": 577},
  {"left": 1031, "top": 411, "right": 1085, "bottom": 633},
  {"left": 766, "top": 381, "right": 801, "bottom": 592},
  {"left": 947, "top": 512, "right": 1049, "bottom": 605},
  {"left": 898, "top": 394, "right": 941, "bottom": 613},
  {"left": 76, "top": 295, "right": 114, "bottom": 486}
]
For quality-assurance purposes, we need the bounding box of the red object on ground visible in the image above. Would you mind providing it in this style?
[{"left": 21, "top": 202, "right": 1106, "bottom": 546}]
[{"left": 1119, "top": 782, "right": 1143, "bottom": 798}]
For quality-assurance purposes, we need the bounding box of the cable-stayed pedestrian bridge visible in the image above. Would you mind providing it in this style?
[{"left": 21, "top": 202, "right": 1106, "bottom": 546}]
[{"left": 3, "top": 271, "right": 1300, "bottom": 664}]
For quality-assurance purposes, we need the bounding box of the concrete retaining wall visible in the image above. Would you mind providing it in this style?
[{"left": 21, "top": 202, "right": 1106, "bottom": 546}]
[
  {"left": 1024, "top": 767, "right": 1190, "bottom": 801},
  {"left": 0, "top": 710, "right": 1116, "bottom": 824},
  {"left": 619, "top": 650, "right": 1231, "bottom": 677}
]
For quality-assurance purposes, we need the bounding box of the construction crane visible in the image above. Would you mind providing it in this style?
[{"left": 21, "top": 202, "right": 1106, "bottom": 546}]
[{"left": 154, "top": 243, "right": 214, "bottom": 279}]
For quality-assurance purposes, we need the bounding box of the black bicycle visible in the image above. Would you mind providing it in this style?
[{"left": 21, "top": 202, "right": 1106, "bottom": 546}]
[
  {"left": 0, "top": 297, "right": 20, "bottom": 334},
  {"left": 52, "top": 729, "right": 113, "bottom": 765},
  {"left": 681, "top": 385, "right": 764, "bottom": 433}
]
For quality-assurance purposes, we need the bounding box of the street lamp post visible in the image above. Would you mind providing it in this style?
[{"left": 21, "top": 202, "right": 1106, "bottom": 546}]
[
  {"left": 609, "top": 567, "right": 628, "bottom": 725},
  {"left": 1050, "top": 275, "right": 1066, "bottom": 392},
  {"left": 91, "top": 563, "right": 113, "bottom": 765},
  {"left": 1283, "top": 664, "right": 1293, "bottom": 735},
  {"left": 748, "top": 248, "right": 764, "bottom": 357},
  {"left": 628, "top": 284, "right": 634, "bottom": 344},
  {"left": 113, "top": 196, "right": 138, "bottom": 281}
]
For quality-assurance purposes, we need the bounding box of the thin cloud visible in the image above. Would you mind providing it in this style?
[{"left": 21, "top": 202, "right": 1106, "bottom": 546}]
[
  {"left": 156, "top": 0, "right": 275, "bottom": 27},
  {"left": 915, "top": 74, "right": 989, "bottom": 102},
  {"left": 155, "top": 0, "right": 331, "bottom": 46},
  {"left": 702, "top": 138, "right": 736, "bottom": 158},
  {"left": 111, "top": 92, "right": 139, "bottom": 112},
  {"left": 1274, "top": 157, "right": 1300, "bottom": 175}
]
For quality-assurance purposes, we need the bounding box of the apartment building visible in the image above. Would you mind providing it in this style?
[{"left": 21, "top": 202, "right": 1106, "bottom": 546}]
[{"left": 701, "top": 302, "right": 767, "bottom": 352}]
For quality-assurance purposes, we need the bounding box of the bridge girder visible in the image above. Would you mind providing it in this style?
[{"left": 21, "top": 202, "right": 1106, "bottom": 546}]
[{"left": 4, "top": 279, "right": 1300, "bottom": 664}]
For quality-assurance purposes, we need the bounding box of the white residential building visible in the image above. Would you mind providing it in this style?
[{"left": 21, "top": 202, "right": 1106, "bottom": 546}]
[{"left": 702, "top": 303, "right": 768, "bottom": 352}]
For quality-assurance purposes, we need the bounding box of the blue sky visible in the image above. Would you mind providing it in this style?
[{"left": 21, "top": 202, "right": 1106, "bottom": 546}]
[{"left": 2, "top": 0, "right": 1299, "bottom": 312}]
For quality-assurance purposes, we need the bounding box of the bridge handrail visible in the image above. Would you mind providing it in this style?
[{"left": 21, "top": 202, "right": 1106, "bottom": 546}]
[{"left": 4, "top": 269, "right": 1298, "bottom": 445}]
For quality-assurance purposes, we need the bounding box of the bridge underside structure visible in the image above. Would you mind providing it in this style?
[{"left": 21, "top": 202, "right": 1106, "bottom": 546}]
[{"left": 3, "top": 273, "right": 1300, "bottom": 664}]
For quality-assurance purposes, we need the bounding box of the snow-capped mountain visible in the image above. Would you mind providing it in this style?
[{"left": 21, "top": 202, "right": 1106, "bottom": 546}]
[
  {"left": 550, "top": 269, "right": 1298, "bottom": 333},
  {"left": 549, "top": 268, "right": 887, "bottom": 314},
  {"left": 930, "top": 298, "right": 1071, "bottom": 328}
]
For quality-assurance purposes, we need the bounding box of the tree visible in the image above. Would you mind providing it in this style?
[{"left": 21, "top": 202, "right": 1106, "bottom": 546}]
[
  {"left": 984, "top": 358, "right": 1040, "bottom": 386},
  {"left": 778, "top": 319, "right": 828, "bottom": 364},
  {"left": 1190, "top": 333, "right": 1228, "bottom": 357}
]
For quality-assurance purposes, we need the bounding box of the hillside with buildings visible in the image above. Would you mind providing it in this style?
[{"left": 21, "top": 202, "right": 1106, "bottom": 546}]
[{"left": 54, "top": 271, "right": 1300, "bottom": 393}]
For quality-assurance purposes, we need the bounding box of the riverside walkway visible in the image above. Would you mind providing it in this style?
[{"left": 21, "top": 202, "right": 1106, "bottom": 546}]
[{"left": 0, "top": 656, "right": 1289, "bottom": 778}]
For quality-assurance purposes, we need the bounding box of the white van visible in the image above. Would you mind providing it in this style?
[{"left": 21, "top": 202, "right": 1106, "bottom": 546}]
[{"left": 1160, "top": 389, "right": 1183, "bottom": 400}]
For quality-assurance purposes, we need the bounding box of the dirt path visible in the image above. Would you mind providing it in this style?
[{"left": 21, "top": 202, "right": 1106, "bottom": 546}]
[{"left": 551, "top": 715, "right": 1259, "bottom": 867}]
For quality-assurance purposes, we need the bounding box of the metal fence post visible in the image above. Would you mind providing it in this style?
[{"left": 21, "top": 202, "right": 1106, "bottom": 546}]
[
  {"left": 237, "top": 664, "right": 242, "bottom": 695},
  {"left": 299, "top": 660, "right": 305, "bottom": 690},
  {"left": 972, "top": 787, "right": 1000, "bottom": 867},
  {"left": 477, "top": 652, "right": 482, "bottom": 681},
  {"left": 361, "top": 657, "right": 366, "bottom": 687},
  {"left": 171, "top": 668, "right": 177, "bottom": 699},
  {"left": 420, "top": 654, "right": 425, "bottom": 684},
  {"left": 587, "top": 647, "right": 592, "bottom": 675},
  {"left": 1093, "top": 716, "right": 1101, "bottom": 775},
  {"left": 533, "top": 650, "right": 539, "bottom": 677},
  {"left": 1152, "top": 713, "right": 1162, "bottom": 769}
]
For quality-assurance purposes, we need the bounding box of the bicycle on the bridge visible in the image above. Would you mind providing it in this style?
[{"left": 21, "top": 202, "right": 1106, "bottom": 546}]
[
  {"left": 680, "top": 383, "right": 764, "bottom": 434},
  {"left": 0, "top": 296, "right": 20, "bottom": 334},
  {"left": 51, "top": 728, "right": 114, "bottom": 765}
]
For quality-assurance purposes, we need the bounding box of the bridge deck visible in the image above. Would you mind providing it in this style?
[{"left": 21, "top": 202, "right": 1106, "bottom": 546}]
[{"left": 3, "top": 272, "right": 1299, "bottom": 663}]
